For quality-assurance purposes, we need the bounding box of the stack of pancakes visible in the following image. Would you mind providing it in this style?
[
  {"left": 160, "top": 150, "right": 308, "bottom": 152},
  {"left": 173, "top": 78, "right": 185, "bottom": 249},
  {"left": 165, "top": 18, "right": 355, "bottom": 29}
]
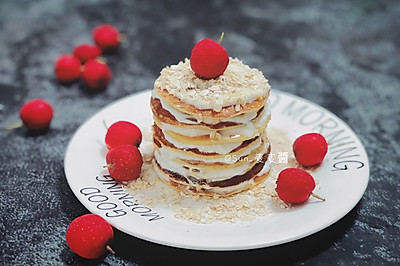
[{"left": 151, "top": 58, "right": 272, "bottom": 196}]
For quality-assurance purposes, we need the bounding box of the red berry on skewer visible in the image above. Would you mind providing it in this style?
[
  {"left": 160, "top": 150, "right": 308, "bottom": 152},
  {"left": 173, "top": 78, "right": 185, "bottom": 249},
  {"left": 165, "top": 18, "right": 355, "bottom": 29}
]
[
  {"left": 92, "top": 24, "right": 120, "bottom": 52},
  {"left": 82, "top": 58, "right": 112, "bottom": 90},
  {"left": 105, "top": 121, "right": 142, "bottom": 149},
  {"left": 54, "top": 54, "right": 82, "bottom": 83},
  {"left": 66, "top": 214, "right": 115, "bottom": 259},
  {"left": 105, "top": 144, "right": 143, "bottom": 182},
  {"left": 293, "top": 133, "right": 328, "bottom": 167},
  {"left": 19, "top": 99, "right": 54, "bottom": 131},
  {"left": 276, "top": 168, "right": 325, "bottom": 204},
  {"left": 190, "top": 35, "right": 229, "bottom": 79},
  {"left": 73, "top": 44, "right": 102, "bottom": 63}
]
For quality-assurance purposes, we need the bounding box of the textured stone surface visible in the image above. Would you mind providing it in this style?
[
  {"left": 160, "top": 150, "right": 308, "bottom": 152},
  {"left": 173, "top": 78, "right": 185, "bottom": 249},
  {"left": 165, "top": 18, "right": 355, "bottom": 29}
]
[{"left": 0, "top": 0, "right": 399, "bottom": 265}]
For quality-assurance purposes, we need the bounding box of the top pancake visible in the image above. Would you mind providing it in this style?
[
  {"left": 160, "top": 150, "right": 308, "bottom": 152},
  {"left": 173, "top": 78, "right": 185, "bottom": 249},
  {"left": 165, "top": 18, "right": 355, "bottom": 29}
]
[
  {"left": 153, "top": 89, "right": 268, "bottom": 119},
  {"left": 153, "top": 57, "right": 271, "bottom": 117}
]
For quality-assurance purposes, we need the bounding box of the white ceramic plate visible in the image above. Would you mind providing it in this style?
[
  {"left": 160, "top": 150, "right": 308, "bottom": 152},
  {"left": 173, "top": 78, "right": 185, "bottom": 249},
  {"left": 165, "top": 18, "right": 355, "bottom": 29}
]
[{"left": 64, "top": 90, "right": 369, "bottom": 251}]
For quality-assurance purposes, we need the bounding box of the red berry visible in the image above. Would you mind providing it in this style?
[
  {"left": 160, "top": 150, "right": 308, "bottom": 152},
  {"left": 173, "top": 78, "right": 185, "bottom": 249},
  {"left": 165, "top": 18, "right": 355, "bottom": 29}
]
[
  {"left": 105, "top": 121, "right": 142, "bottom": 149},
  {"left": 293, "top": 133, "right": 328, "bottom": 166},
  {"left": 105, "top": 144, "right": 143, "bottom": 182},
  {"left": 82, "top": 59, "right": 112, "bottom": 90},
  {"left": 276, "top": 168, "right": 319, "bottom": 204},
  {"left": 54, "top": 54, "right": 82, "bottom": 83},
  {"left": 92, "top": 24, "right": 120, "bottom": 52},
  {"left": 73, "top": 44, "right": 102, "bottom": 63},
  {"left": 20, "top": 99, "right": 53, "bottom": 131},
  {"left": 66, "top": 214, "right": 114, "bottom": 259},
  {"left": 190, "top": 38, "right": 229, "bottom": 79}
]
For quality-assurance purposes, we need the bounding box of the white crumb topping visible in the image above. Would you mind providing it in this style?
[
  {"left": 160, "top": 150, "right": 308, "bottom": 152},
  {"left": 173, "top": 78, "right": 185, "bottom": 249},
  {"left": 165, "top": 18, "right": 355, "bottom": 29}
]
[
  {"left": 154, "top": 58, "right": 271, "bottom": 112},
  {"left": 126, "top": 160, "right": 282, "bottom": 224}
]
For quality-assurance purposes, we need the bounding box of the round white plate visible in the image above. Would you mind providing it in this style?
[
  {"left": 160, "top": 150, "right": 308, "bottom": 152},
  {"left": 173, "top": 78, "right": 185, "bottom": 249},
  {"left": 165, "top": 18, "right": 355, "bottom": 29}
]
[{"left": 64, "top": 90, "right": 369, "bottom": 251}]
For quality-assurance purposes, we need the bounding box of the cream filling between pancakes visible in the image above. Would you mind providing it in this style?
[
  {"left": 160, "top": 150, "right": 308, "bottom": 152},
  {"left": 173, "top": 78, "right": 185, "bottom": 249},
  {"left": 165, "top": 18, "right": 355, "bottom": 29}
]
[
  {"left": 152, "top": 89, "right": 262, "bottom": 125},
  {"left": 158, "top": 116, "right": 270, "bottom": 146},
  {"left": 154, "top": 140, "right": 269, "bottom": 181},
  {"left": 161, "top": 131, "right": 242, "bottom": 154},
  {"left": 154, "top": 101, "right": 271, "bottom": 139},
  {"left": 155, "top": 134, "right": 265, "bottom": 164},
  {"left": 153, "top": 158, "right": 272, "bottom": 195}
]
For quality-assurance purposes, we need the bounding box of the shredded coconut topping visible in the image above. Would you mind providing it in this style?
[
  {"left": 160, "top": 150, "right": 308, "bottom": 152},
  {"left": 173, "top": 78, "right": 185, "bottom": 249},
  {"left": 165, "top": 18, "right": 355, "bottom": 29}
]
[{"left": 154, "top": 58, "right": 271, "bottom": 112}]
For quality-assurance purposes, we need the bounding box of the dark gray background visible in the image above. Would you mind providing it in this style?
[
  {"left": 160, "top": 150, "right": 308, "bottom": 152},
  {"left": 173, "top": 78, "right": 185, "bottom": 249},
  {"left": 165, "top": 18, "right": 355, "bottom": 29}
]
[{"left": 0, "top": 0, "right": 399, "bottom": 265}]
